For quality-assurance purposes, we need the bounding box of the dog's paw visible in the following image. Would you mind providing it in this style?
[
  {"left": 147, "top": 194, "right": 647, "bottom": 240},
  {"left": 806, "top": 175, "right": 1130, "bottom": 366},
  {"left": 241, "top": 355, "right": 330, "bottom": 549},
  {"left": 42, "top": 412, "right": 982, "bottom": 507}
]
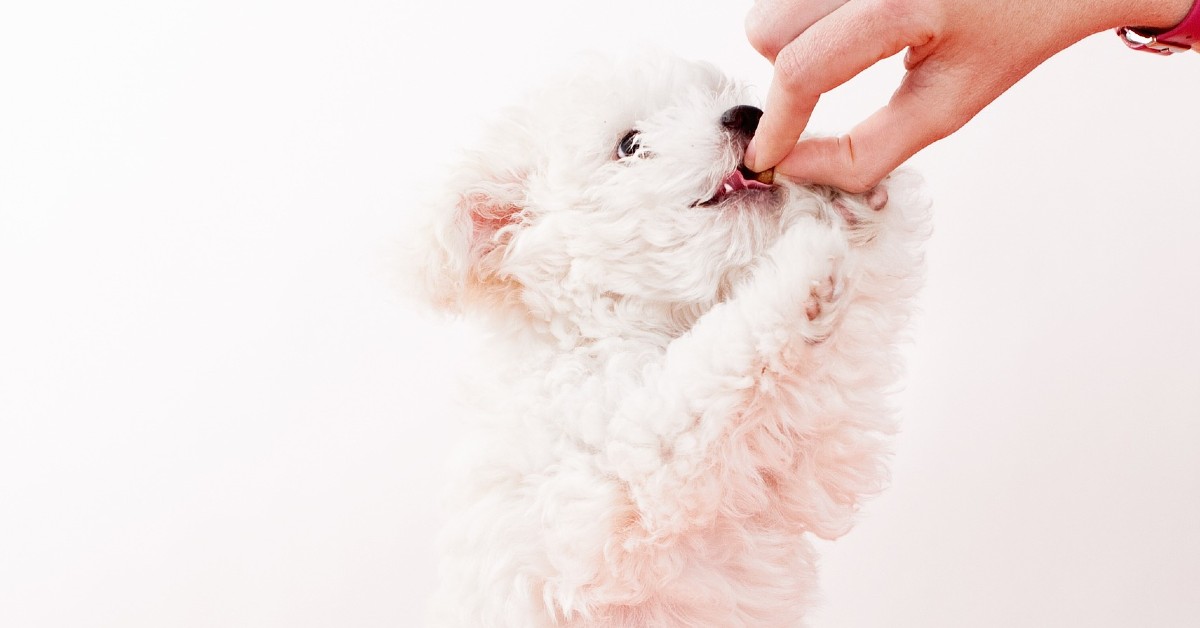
[
  {"left": 803, "top": 266, "right": 845, "bottom": 343},
  {"left": 804, "top": 271, "right": 840, "bottom": 322},
  {"left": 774, "top": 219, "right": 849, "bottom": 342}
]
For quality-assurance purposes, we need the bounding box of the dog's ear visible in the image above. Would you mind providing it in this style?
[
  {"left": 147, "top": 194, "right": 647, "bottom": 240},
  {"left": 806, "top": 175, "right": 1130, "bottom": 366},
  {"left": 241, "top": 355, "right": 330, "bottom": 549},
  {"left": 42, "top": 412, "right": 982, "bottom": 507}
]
[{"left": 412, "top": 160, "right": 528, "bottom": 314}]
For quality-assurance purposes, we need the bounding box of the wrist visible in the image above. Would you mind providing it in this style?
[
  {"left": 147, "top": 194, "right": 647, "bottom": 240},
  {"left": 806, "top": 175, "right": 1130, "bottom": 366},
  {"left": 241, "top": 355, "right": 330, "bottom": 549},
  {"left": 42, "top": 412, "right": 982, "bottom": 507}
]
[
  {"left": 1118, "top": 0, "right": 1194, "bottom": 31},
  {"left": 1115, "top": 0, "right": 1200, "bottom": 54}
]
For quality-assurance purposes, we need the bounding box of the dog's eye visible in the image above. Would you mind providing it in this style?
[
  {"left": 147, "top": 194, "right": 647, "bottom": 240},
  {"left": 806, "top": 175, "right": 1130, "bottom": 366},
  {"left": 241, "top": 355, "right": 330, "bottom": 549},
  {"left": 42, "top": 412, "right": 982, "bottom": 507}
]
[{"left": 616, "top": 131, "right": 641, "bottom": 159}]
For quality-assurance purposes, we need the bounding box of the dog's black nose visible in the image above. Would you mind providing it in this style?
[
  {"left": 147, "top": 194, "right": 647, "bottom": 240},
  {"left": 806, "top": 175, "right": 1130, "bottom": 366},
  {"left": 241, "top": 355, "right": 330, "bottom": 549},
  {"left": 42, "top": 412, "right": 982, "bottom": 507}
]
[{"left": 720, "top": 105, "right": 763, "bottom": 137}]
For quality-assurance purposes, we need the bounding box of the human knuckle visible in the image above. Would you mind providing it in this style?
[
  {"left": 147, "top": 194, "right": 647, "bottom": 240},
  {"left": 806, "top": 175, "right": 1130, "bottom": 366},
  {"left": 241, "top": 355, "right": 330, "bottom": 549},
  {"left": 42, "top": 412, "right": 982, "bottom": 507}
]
[
  {"left": 839, "top": 152, "right": 886, "bottom": 194},
  {"left": 843, "top": 171, "right": 879, "bottom": 195},
  {"left": 870, "top": 0, "right": 915, "bottom": 22},
  {"left": 773, "top": 46, "right": 813, "bottom": 93},
  {"left": 882, "top": 0, "right": 943, "bottom": 41},
  {"left": 744, "top": 9, "right": 783, "bottom": 59},
  {"left": 863, "top": 164, "right": 892, "bottom": 192}
]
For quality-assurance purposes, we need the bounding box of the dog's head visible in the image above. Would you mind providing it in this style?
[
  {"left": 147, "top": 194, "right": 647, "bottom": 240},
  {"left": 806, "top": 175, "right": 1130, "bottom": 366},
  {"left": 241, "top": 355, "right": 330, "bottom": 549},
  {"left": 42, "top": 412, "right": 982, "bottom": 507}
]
[{"left": 414, "top": 54, "right": 917, "bottom": 343}]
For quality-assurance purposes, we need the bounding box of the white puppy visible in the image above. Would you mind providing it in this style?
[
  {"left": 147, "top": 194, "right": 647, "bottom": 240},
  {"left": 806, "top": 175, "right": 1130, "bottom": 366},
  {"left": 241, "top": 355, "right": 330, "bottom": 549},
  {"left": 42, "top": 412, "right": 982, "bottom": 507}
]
[{"left": 415, "top": 54, "right": 929, "bottom": 627}]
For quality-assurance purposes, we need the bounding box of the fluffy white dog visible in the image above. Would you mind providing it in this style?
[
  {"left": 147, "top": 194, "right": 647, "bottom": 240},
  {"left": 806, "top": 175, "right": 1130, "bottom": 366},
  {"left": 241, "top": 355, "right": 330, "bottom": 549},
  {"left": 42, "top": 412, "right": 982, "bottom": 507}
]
[{"left": 415, "top": 54, "right": 929, "bottom": 627}]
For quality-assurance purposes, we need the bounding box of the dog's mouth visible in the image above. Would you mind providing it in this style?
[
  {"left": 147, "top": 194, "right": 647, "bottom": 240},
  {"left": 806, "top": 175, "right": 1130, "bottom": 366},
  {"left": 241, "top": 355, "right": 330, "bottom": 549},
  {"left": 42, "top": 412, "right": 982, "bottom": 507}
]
[{"left": 695, "top": 165, "right": 776, "bottom": 207}]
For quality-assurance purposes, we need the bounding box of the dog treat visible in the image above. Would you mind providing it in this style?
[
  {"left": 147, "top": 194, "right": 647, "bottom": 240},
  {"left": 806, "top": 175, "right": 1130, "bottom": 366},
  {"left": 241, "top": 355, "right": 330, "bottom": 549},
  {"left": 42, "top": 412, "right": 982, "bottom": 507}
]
[{"left": 753, "top": 168, "right": 774, "bottom": 185}]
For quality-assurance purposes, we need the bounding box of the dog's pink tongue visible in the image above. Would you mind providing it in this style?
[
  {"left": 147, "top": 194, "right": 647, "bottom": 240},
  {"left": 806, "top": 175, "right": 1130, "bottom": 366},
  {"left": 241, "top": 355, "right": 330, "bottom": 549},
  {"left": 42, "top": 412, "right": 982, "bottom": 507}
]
[
  {"left": 727, "top": 169, "right": 772, "bottom": 191},
  {"left": 728, "top": 169, "right": 750, "bottom": 191}
]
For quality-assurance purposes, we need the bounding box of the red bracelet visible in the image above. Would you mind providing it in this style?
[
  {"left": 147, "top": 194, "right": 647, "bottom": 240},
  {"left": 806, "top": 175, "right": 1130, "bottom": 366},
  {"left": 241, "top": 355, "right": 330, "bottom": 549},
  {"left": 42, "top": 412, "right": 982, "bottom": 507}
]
[{"left": 1117, "top": 1, "right": 1200, "bottom": 55}]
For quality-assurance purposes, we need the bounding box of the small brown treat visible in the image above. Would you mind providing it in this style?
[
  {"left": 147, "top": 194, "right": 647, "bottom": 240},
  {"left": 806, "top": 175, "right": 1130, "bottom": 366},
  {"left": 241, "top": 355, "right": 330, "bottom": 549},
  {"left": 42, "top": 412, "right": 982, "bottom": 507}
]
[{"left": 753, "top": 168, "right": 774, "bottom": 185}]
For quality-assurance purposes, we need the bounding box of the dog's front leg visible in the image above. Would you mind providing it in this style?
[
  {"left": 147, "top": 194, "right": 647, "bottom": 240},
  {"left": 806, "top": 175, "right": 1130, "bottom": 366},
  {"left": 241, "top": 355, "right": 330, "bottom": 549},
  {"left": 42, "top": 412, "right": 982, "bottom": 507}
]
[
  {"left": 605, "top": 218, "right": 848, "bottom": 542},
  {"left": 536, "top": 220, "right": 852, "bottom": 618}
]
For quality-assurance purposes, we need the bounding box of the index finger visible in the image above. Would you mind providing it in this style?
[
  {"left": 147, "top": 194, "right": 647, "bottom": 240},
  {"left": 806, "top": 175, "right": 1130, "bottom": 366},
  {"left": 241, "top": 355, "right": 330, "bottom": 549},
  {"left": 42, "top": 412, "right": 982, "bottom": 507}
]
[{"left": 746, "top": 0, "right": 937, "bottom": 172}]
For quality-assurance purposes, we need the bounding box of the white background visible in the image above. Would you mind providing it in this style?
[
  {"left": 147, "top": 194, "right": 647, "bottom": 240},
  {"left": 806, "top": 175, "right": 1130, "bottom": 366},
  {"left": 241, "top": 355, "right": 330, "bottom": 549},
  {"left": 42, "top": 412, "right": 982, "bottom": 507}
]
[{"left": 2, "top": 1, "right": 1198, "bottom": 626}]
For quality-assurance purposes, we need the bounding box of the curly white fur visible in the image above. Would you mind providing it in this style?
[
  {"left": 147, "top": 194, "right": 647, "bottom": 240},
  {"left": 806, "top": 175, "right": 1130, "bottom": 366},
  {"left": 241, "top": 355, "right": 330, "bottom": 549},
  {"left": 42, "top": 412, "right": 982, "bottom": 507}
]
[{"left": 413, "top": 54, "right": 930, "bottom": 627}]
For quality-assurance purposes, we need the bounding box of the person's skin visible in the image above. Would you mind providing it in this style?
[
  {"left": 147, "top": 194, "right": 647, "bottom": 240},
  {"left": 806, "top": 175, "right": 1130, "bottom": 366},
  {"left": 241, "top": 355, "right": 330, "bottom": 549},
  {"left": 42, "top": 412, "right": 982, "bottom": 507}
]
[{"left": 744, "top": 0, "right": 1195, "bottom": 192}]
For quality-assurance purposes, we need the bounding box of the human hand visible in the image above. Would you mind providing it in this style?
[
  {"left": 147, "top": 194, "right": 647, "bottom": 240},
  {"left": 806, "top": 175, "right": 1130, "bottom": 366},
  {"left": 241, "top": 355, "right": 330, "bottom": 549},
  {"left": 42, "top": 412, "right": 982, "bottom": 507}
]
[{"left": 744, "top": 0, "right": 1193, "bottom": 192}]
